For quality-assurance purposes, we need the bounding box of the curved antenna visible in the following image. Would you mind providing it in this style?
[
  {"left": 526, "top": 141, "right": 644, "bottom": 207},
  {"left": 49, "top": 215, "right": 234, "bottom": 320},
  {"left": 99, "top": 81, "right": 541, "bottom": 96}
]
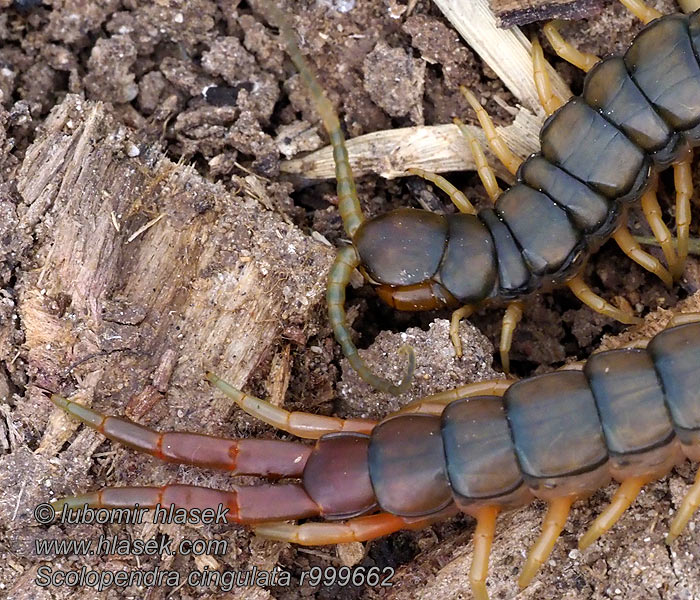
[{"left": 266, "top": 2, "right": 364, "bottom": 239}]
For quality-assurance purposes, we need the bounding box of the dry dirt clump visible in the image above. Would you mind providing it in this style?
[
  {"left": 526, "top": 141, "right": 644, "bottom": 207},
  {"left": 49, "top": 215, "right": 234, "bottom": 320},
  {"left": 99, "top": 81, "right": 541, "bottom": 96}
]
[{"left": 0, "top": 1, "right": 699, "bottom": 600}]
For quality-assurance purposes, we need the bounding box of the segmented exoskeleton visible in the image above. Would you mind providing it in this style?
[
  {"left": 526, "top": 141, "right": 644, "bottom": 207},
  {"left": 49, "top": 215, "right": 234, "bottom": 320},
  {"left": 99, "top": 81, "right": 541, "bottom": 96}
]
[
  {"left": 51, "top": 314, "right": 700, "bottom": 600},
  {"left": 273, "top": 0, "right": 700, "bottom": 393}
]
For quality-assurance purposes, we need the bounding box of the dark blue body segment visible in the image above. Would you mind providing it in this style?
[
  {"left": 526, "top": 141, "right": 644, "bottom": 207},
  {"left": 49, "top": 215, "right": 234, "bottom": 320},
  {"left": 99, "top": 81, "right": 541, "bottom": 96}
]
[
  {"left": 584, "top": 349, "right": 675, "bottom": 455},
  {"left": 540, "top": 99, "right": 648, "bottom": 199},
  {"left": 367, "top": 414, "right": 452, "bottom": 517},
  {"left": 648, "top": 323, "right": 700, "bottom": 445},
  {"left": 625, "top": 15, "right": 700, "bottom": 130},
  {"left": 518, "top": 155, "right": 612, "bottom": 235},
  {"left": 584, "top": 57, "right": 674, "bottom": 155},
  {"left": 355, "top": 208, "right": 448, "bottom": 286},
  {"left": 439, "top": 214, "right": 497, "bottom": 302},
  {"left": 503, "top": 371, "right": 608, "bottom": 482},
  {"left": 441, "top": 396, "right": 523, "bottom": 501},
  {"left": 494, "top": 184, "right": 581, "bottom": 275},
  {"left": 361, "top": 11, "right": 700, "bottom": 308},
  {"left": 479, "top": 208, "right": 532, "bottom": 296}
]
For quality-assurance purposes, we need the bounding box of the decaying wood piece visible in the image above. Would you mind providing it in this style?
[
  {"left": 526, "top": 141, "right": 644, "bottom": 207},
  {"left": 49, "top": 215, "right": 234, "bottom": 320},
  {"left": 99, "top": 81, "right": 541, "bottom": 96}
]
[
  {"left": 434, "top": 0, "right": 571, "bottom": 111},
  {"left": 281, "top": 112, "right": 542, "bottom": 182},
  {"left": 281, "top": 0, "right": 569, "bottom": 182},
  {"left": 16, "top": 95, "right": 332, "bottom": 412},
  {"left": 0, "top": 94, "right": 333, "bottom": 597},
  {"left": 490, "top": 0, "right": 604, "bottom": 27}
]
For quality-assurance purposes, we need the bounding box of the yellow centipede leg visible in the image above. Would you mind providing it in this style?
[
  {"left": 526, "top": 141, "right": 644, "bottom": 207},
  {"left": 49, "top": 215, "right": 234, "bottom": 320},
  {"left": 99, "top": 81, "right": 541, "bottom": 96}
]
[
  {"left": 205, "top": 373, "right": 376, "bottom": 438},
  {"left": 469, "top": 506, "right": 500, "bottom": 600},
  {"left": 450, "top": 304, "right": 475, "bottom": 358},
  {"left": 542, "top": 21, "right": 600, "bottom": 73},
  {"left": 519, "top": 496, "right": 575, "bottom": 589},
  {"left": 612, "top": 225, "right": 673, "bottom": 289},
  {"left": 460, "top": 86, "right": 521, "bottom": 175},
  {"left": 667, "top": 469, "right": 700, "bottom": 544},
  {"left": 395, "top": 378, "right": 512, "bottom": 415},
  {"left": 640, "top": 186, "right": 678, "bottom": 279},
  {"left": 673, "top": 158, "right": 693, "bottom": 280},
  {"left": 531, "top": 35, "right": 565, "bottom": 116},
  {"left": 566, "top": 273, "right": 641, "bottom": 325},
  {"left": 668, "top": 312, "right": 700, "bottom": 328},
  {"left": 578, "top": 475, "right": 652, "bottom": 550},
  {"left": 407, "top": 167, "right": 477, "bottom": 214},
  {"left": 500, "top": 300, "right": 524, "bottom": 375},
  {"left": 453, "top": 118, "right": 501, "bottom": 202},
  {"left": 254, "top": 514, "right": 412, "bottom": 545},
  {"left": 618, "top": 0, "right": 662, "bottom": 24},
  {"left": 679, "top": 0, "right": 700, "bottom": 12},
  {"left": 255, "top": 506, "right": 457, "bottom": 545}
]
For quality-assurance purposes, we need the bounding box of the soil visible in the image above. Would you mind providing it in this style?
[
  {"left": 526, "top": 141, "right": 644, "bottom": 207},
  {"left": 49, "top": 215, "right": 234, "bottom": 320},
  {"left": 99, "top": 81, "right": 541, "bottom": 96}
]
[{"left": 0, "top": 1, "right": 699, "bottom": 600}]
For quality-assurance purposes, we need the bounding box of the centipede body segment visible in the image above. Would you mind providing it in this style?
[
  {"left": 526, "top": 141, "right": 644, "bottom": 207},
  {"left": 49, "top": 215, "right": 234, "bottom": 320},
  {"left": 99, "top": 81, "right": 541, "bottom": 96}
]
[
  {"left": 272, "top": 1, "right": 700, "bottom": 391},
  {"left": 51, "top": 316, "right": 700, "bottom": 599}
]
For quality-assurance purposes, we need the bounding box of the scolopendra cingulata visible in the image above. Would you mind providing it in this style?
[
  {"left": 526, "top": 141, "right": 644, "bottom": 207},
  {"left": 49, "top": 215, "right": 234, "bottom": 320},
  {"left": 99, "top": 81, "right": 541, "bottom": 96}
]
[
  {"left": 267, "top": 0, "right": 700, "bottom": 394},
  {"left": 48, "top": 311, "right": 700, "bottom": 600}
]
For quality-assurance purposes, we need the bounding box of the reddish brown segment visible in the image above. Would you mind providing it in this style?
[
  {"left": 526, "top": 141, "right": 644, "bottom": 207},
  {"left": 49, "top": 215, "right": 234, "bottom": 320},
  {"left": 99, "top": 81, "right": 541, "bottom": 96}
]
[
  {"left": 302, "top": 433, "right": 377, "bottom": 519},
  {"left": 55, "top": 484, "right": 320, "bottom": 524},
  {"left": 52, "top": 395, "right": 310, "bottom": 477}
]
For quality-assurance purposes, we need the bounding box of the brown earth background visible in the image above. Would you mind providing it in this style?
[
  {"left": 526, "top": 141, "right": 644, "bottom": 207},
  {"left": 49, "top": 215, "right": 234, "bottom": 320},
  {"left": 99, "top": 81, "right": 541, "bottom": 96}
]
[{"left": 0, "top": 0, "right": 699, "bottom": 599}]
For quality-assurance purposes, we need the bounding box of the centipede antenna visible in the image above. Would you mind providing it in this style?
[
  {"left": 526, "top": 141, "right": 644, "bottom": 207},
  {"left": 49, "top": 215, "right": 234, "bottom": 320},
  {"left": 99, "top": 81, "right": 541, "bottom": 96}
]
[
  {"left": 265, "top": 2, "right": 363, "bottom": 239},
  {"left": 327, "top": 246, "right": 416, "bottom": 395}
]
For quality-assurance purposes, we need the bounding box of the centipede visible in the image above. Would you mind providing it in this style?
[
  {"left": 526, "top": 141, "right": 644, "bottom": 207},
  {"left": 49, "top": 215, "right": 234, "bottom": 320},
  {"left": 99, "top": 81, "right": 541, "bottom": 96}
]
[
  {"left": 49, "top": 312, "right": 700, "bottom": 599},
  {"left": 268, "top": 0, "right": 700, "bottom": 394}
]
